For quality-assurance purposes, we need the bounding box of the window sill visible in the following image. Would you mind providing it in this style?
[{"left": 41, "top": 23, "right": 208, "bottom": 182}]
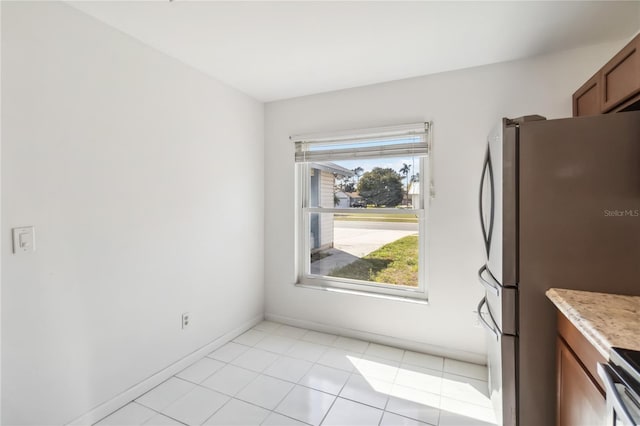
[{"left": 294, "top": 282, "right": 429, "bottom": 305}]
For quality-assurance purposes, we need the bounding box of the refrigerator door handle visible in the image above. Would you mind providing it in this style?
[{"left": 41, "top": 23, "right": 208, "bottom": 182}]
[
  {"left": 478, "top": 264, "right": 500, "bottom": 296},
  {"left": 479, "top": 150, "right": 488, "bottom": 251},
  {"left": 479, "top": 146, "right": 495, "bottom": 257},
  {"left": 477, "top": 296, "right": 499, "bottom": 341}
]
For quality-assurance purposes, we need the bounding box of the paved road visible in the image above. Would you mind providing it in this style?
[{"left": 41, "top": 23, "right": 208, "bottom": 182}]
[{"left": 334, "top": 220, "right": 418, "bottom": 231}]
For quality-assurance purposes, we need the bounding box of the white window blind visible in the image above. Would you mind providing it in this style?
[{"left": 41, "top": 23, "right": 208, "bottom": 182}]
[{"left": 292, "top": 122, "right": 430, "bottom": 163}]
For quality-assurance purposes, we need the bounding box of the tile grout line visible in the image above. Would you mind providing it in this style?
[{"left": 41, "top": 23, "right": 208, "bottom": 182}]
[
  {"left": 120, "top": 400, "right": 188, "bottom": 426},
  {"left": 209, "top": 331, "right": 336, "bottom": 425},
  {"left": 247, "top": 323, "right": 489, "bottom": 426},
  {"left": 232, "top": 325, "right": 434, "bottom": 425},
  {"left": 247, "top": 327, "right": 367, "bottom": 425},
  {"left": 316, "top": 371, "right": 352, "bottom": 426},
  {"left": 139, "top": 337, "right": 281, "bottom": 425},
  {"left": 110, "top": 321, "right": 490, "bottom": 426}
]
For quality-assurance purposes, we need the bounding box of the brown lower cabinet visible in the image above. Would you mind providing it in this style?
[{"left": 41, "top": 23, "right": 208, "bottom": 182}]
[{"left": 555, "top": 312, "right": 607, "bottom": 426}]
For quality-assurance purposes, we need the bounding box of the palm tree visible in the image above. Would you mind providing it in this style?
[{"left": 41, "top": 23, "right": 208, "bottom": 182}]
[
  {"left": 399, "top": 163, "right": 411, "bottom": 205},
  {"left": 352, "top": 167, "right": 364, "bottom": 186}
]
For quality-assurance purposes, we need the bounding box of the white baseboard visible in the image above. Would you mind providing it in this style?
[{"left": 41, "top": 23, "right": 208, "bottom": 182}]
[
  {"left": 265, "top": 312, "right": 486, "bottom": 365},
  {"left": 66, "top": 314, "right": 263, "bottom": 426}
]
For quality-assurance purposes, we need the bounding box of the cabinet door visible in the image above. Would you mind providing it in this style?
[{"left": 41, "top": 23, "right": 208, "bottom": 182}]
[
  {"left": 573, "top": 73, "right": 601, "bottom": 117},
  {"left": 556, "top": 337, "right": 606, "bottom": 426},
  {"left": 602, "top": 34, "right": 640, "bottom": 112}
]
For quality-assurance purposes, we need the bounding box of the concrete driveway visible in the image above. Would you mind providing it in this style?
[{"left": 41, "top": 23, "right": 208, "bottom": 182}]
[{"left": 334, "top": 220, "right": 418, "bottom": 257}]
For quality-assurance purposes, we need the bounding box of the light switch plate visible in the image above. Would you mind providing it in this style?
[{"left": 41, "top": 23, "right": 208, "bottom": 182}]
[{"left": 12, "top": 226, "right": 35, "bottom": 254}]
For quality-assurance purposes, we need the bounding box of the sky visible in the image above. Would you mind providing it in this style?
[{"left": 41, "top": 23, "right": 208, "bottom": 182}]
[
  {"left": 311, "top": 136, "right": 422, "bottom": 178},
  {"left": 335, "top": 156, "right": 419, "bottom": 177}
]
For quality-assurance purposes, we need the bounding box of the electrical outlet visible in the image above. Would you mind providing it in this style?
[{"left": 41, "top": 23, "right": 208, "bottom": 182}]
[{"left": 181, "top": 313, "right": 191, "bottom": 330}]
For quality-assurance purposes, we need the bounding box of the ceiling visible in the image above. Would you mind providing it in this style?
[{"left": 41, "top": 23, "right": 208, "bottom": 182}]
[{"left": 68, "top": 1, "right": 640, "bottom": 102}]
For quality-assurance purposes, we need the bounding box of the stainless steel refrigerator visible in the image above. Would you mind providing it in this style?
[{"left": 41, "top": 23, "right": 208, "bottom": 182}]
[{"left": 476, "top": 111, "right": 640, "bottom": 426}]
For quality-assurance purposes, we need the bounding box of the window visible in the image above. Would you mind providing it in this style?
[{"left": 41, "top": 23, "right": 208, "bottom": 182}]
[{"left": 293, "top": 123, "right": 431, "bottom": 300}]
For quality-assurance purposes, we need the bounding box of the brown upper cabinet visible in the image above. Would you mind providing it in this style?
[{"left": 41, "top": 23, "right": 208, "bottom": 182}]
[
  {"left": 573, "top": 33, "right": 640, "bottom": 116},
  {"left": 573, "top": 73, "right": 601, "bottom": 117}
]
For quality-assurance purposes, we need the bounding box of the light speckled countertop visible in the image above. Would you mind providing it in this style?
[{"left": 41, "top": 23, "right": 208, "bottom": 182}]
[{"left": 546, "top": 288, "right": 640, "bottom": 359}]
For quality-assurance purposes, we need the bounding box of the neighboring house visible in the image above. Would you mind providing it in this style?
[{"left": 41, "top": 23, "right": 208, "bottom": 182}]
[
  {"left": 309, "top": 163, "right": 354, "bottom": 252},
  {"left": 346, "top": 191, "right": 365, "bottom": 207},
  {"left": 334, "top": 191, "right": 350, "bottom": 208},
  {"left": 408, "top": 182, "right": 420, "bottom": 208}
]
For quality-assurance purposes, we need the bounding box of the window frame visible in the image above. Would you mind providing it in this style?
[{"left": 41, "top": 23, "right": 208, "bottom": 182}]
[{"left": 295, "top": 154, "right": 429, "bottom": 301}]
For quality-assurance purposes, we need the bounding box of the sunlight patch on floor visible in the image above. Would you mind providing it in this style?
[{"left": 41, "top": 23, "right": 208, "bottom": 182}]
[{"left": 347, "top": 353, "right": 497, "bottom": 425}]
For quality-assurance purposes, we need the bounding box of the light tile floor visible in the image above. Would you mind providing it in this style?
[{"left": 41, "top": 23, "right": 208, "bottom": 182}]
[{"left": 96, "top": 321, "right": 497, "bottom": 426}]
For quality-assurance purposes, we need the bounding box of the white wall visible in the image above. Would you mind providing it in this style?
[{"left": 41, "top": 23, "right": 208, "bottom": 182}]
[
  {"left": 0, "top": 2, "right": 3, "bottom": 422},
  {"left": 264, "top": 40, "right": 625, "bottom": 362},
  {"left": 1, "top": 2, "right": 264, "bottom": 425}
]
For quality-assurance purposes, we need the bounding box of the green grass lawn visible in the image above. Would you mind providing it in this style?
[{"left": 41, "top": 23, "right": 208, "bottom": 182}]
[
  {"left": 334, "top": 213, "right": 418, "bottom": 223},
  {"left": 329, "top": 235, "right": 418, "bottom": 286}
]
